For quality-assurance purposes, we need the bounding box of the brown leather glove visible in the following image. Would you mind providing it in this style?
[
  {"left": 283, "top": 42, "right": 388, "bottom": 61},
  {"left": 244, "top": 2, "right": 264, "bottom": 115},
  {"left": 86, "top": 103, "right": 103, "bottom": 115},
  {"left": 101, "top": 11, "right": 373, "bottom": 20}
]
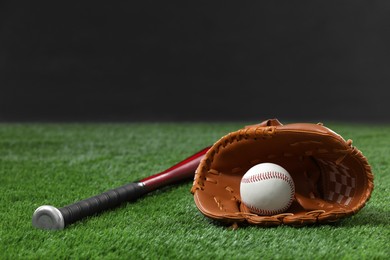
[{"left": 191, "top": 119, "right": 374, "bottom": 227}]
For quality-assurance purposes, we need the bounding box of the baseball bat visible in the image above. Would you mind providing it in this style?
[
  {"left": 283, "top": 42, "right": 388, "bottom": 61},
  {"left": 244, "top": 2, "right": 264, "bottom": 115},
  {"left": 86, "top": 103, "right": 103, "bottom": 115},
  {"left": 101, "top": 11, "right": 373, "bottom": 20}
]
[{"left": 32, "top": 147, "right": 210, "bottom": 230}]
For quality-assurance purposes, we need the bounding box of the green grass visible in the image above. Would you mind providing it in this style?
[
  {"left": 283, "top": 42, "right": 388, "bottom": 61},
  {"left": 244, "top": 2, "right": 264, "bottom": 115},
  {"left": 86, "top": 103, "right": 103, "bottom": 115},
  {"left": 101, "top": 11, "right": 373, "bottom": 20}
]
[{"left": 0, "top": 122, "right": 389, "bottom": 259}]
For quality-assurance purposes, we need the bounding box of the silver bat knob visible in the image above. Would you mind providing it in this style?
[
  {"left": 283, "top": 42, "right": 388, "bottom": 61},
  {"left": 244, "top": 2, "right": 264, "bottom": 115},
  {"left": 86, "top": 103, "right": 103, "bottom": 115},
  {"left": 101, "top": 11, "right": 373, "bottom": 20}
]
[{"left": 32, "top": 205, "right": 65, "bottom": 230}]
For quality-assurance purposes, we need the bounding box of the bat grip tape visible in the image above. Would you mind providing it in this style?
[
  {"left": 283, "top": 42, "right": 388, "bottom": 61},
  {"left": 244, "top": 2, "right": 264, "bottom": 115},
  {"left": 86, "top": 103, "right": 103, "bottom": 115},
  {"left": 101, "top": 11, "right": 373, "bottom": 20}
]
[{"left": 32, "top": 182, "right": 146, "bottom": 230}]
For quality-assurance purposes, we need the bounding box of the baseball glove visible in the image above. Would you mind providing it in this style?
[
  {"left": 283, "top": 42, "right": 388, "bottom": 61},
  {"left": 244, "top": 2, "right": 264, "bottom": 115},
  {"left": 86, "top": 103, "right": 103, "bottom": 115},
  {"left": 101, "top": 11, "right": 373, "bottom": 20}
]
[{"left": 191, "top": 119, "right": 374, "bottom": 227}]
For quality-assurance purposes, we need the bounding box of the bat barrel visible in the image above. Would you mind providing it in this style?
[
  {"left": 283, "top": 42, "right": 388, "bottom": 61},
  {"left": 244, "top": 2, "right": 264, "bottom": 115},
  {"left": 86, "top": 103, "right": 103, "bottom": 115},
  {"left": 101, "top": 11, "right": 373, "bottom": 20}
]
[
  {"left": 32, "top": 147, "right": 210, "bottom": 230},
  {"left": 32, "top": 182, "right": 146, "bottom": 230}
]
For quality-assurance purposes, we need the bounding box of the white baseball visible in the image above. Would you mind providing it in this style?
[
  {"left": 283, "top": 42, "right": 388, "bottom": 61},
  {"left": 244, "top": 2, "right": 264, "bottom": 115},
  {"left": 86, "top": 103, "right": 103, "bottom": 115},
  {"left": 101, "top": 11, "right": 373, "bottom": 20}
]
[{"left": 240, "top": 163, "right": 295, "bottom": 215}]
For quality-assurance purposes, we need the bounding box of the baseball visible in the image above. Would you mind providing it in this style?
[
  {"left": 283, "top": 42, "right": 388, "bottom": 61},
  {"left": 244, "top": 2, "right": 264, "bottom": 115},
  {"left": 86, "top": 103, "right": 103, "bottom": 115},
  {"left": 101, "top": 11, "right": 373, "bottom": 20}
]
[{"left": 240, "top": 163, "right": 295, "bottom": 215}]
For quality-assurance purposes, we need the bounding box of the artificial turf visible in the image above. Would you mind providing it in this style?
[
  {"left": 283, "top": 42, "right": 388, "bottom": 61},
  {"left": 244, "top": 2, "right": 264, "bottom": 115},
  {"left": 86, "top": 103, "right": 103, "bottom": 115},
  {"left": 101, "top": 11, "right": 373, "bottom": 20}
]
[{"left": 0, "top": 122, "right": 389, "bottom": 259}]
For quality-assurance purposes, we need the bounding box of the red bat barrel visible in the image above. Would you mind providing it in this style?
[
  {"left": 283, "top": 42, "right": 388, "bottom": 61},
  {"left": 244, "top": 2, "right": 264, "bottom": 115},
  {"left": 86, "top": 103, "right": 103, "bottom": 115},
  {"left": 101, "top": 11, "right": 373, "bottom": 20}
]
[{"left": 32, "top": 147, "right": 210, "bottom": 230}]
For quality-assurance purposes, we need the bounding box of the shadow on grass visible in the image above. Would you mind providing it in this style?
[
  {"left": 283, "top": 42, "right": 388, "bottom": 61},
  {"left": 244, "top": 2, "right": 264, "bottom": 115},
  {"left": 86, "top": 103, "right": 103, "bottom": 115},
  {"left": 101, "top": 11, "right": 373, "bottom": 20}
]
[{"left": 337, "top": 206, "right": 390, "bottom": 228}]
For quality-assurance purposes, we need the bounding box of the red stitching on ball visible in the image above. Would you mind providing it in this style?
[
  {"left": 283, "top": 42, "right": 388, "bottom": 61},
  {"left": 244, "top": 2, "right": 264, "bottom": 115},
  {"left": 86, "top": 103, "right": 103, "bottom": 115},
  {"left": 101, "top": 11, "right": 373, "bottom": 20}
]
[
  {"left": 241, "top": 171, "right": 295, "bottom": 215},
  {"left": 246, "top": 204, "right": 285, "bottom": 215}
]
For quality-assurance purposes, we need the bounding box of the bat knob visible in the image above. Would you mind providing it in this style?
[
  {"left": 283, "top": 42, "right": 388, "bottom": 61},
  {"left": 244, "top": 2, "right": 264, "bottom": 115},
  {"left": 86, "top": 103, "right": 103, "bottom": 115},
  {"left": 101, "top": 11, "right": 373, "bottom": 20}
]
[{"left": 32, "top": 205, "right": 65, "bottom": 230}]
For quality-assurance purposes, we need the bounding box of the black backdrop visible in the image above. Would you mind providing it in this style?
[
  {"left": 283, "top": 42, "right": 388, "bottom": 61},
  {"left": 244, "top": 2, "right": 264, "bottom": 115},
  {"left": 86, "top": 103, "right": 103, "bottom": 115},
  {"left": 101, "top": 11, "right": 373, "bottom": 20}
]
[{"left": 1, "top": 1, "right": 389, "bottom": 122}]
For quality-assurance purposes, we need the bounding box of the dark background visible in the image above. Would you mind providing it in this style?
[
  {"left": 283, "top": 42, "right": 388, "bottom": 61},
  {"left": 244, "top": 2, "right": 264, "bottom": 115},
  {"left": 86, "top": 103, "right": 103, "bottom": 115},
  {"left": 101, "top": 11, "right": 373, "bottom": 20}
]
[{"left": 1, "top": 1, "right": 389, "bottom": 123}]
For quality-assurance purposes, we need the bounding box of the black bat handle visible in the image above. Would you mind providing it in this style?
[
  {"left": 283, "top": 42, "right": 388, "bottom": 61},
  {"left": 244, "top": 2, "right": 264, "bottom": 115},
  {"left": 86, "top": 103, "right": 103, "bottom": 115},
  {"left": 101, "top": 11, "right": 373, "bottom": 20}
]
[
  {"left": 32, "top": 147, "right": 209, "bottom": 230},
  {"left": 32, "top": 182, "right": 147, "bottom": 230}
]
